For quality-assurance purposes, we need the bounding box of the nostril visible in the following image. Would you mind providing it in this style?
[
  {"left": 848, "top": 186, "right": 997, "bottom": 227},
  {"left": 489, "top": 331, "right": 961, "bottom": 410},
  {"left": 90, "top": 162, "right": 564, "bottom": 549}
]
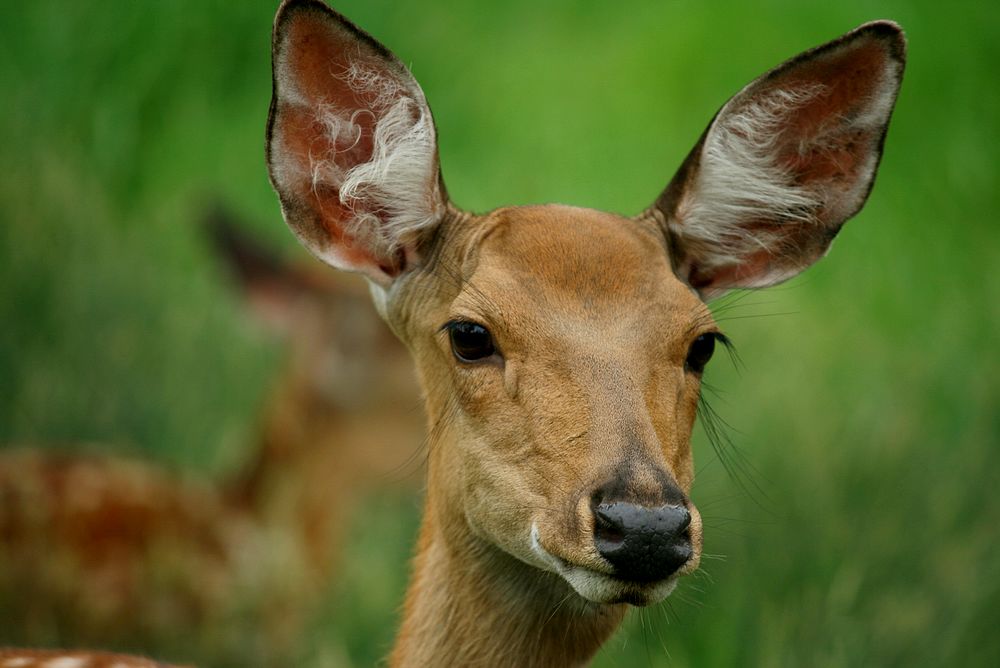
[
  {"left": 593, "top": 505, "right": 625, "bottom": 544},
  {"left": 675, "top": 506, "right": 692, "bottom": 533}
]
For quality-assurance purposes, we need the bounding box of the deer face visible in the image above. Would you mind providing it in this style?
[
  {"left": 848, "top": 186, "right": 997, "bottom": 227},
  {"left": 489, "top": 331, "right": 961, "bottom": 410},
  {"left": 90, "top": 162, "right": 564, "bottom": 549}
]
[{"left": 386, "top": 204, "right": 713, "bottom": 604}]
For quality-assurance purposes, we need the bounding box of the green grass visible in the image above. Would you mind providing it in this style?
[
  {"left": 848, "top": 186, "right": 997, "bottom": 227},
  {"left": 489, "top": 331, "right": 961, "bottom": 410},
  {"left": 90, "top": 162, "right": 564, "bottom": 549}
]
[{"left": 2, "top": 0, "right": 998, "bottom": 666}]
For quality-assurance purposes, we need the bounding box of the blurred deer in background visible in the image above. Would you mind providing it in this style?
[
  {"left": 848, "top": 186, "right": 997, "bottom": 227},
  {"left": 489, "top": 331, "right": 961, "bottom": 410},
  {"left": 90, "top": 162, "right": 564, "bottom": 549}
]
[
  {"left": 205, "top": 204, "right": 423, "bottom": 574},
  {"left": 264, "top": 0, "right": 904, "bottom": 665},
  {"left": 0, "top": 648, "right": 191, "bottom": 668},
  {"left": 0, "top": 206, "right": 423, "bottom": 663}
]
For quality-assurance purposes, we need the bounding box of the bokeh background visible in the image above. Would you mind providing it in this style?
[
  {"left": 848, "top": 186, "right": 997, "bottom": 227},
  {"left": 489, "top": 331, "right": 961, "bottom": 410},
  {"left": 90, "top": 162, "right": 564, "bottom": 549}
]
[{"left": 2, "top": 0, "right": 998, "bottom": 666}]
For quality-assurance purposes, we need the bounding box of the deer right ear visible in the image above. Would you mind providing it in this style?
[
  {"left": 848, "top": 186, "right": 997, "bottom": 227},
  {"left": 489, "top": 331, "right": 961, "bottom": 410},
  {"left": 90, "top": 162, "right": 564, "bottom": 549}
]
[
  {"left": 266, "top": 0, "right": 448, "bottom": 286},
  {"left": 651, "top": 21, "right": 905, "bottom": 299}
]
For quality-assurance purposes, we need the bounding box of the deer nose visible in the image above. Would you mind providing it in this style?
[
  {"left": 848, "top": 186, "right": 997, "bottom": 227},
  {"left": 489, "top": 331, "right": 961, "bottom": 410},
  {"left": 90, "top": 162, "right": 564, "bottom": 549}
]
[{"left": 592, "top": 501, "right": 692, "bottom": 582}]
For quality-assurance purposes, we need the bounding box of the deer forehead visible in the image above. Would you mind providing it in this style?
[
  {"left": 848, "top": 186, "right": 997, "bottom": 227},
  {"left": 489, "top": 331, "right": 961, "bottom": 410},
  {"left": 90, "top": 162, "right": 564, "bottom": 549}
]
[{"left": 446, "top": 204, "right": 709, "bottom": 351}]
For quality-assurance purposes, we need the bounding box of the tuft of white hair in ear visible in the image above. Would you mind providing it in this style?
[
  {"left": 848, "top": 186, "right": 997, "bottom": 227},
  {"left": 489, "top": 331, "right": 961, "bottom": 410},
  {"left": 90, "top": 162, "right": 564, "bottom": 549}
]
[
  {"left": 670, "top": 85, "right": 829, "bottom": 274},
  {"left": 669, "top": 58, "right": 899, "bottom": 287},
  {"left": 298, "top": 59, "right": 444, "bottom": 264}
]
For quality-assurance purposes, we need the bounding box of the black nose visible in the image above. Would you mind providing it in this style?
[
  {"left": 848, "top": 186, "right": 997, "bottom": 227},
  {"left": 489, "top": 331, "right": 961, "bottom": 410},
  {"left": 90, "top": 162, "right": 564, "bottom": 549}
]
[{"left": 592, "top": 501, "right": 692, "bottom": 582}]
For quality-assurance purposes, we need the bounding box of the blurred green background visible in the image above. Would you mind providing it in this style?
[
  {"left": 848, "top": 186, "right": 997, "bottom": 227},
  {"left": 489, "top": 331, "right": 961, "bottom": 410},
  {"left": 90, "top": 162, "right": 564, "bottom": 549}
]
[{"left": 1, "top": 0, "right": 997, "bottom": 666}]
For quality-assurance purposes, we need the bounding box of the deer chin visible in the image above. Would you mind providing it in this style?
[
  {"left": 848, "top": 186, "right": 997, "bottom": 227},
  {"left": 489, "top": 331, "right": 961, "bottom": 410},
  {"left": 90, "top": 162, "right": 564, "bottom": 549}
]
[{"left": 529, "top": 524, "right": 682, "bottom": 606}]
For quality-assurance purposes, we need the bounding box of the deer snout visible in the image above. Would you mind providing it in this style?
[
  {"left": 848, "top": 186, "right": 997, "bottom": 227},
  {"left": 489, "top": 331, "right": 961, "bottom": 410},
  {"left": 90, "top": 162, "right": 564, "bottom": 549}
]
[{"left": 591, "top": 500, "right": 693, "bottom": 582}]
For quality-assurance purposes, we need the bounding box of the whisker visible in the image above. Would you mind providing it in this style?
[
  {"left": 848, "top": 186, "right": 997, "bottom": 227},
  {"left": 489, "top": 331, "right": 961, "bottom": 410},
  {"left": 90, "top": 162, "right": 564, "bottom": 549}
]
[{"left": 697, "top": 393, "right": 776, "bottom": 512}]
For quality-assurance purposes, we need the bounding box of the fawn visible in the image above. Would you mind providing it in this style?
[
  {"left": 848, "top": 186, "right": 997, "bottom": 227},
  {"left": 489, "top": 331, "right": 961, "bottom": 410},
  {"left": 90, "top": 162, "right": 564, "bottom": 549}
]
[
  {"left": 0, "top": 209, "right": 422, "bottom": 663},
  {"left": 0, "top": 648, "right": 190, "bottom": 668},
  {"left": 265, "top": 0, "right": 905, "bottom": 665}
]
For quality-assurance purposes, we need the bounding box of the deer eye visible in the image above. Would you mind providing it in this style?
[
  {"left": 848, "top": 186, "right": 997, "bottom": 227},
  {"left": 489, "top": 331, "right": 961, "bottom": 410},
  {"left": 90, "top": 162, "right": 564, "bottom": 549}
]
[
  {"left": 448, "top": 321, "right": 496, "bottom": 362},
  {"left": 685, "top": 333, "right": 717, "bottom": 374}
]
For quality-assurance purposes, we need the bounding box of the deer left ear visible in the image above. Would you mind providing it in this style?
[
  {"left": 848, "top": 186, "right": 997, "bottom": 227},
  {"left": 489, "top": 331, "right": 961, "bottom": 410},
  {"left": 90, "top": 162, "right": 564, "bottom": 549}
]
[
  {"left": 266, "top": 0, "right": 448, "bottom": 286},
  {"left": 652, "top": 21, "right": 906, "bottom": 299}
]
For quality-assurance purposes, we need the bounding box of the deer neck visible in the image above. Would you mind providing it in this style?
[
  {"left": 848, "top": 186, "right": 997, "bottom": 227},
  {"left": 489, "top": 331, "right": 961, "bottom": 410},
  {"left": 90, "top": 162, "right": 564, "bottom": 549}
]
[
  {"left": 390, "top": 472, "right": 627, "bottom": 667},
  {"left": 226, "top": 372, "right": 329, "bottom": 503}
]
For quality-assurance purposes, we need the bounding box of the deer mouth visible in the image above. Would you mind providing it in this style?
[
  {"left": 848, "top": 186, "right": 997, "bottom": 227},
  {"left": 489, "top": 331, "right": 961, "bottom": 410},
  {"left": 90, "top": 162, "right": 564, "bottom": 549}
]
[{"left": 529, "top": 524, "right": 682, "bottom": 606}]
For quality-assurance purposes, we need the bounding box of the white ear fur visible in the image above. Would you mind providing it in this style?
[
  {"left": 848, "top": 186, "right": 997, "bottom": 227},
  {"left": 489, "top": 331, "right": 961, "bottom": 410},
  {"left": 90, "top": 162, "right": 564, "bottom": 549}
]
[
  {"left": 655, "top": 21, "right": 906, "bottom": 296},
  {"left": 278, "top": 62, "right": 442, "bottom": 260},
  {"left": 672, "top": 85, "right": 830, "bottom": 283},
  {"left": 267, "top": 0, "right": 447, "bottom": 284}
]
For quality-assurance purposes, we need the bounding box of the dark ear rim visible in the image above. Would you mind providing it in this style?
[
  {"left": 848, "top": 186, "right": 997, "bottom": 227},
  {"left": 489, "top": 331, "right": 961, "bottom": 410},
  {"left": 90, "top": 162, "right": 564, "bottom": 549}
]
[
  {"left": 264, "top": 0, "right": 453, "bottom": 283},
  {"left": 266, "top": 0, "right": 452, "bottom": 205},
  {"left": 265, "top": 0, "right": 404, "bottom": 192},
  {"left": 656, "top": 20, "right": 906, "bottom": 226},
  {"left": 648, "top": 20, "right": 906, "bottom": 293}
]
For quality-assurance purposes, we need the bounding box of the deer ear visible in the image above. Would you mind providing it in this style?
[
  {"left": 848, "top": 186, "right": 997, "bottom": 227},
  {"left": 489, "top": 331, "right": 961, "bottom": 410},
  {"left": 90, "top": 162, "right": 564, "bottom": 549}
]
[
  {"left": 204, "top": 204, "right": 338, "bottom": 336},
  {"left": 652, "top": 21, "right": 906, "bottom": 298},
  {"left": 266, "top": 0, "right": 448, "bottom": 286}
]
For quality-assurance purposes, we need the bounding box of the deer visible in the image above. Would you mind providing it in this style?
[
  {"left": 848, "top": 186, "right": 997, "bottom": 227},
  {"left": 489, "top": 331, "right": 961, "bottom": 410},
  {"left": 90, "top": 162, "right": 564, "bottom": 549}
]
[
  {"left": 265, "top": 0, "right": 905, "bottom": 665},
  {"left": 0, "top": 208, "right": 422, "bottom": 663},
  {"left": 203, "top": 203, "right": 423, "bottom": 575}
]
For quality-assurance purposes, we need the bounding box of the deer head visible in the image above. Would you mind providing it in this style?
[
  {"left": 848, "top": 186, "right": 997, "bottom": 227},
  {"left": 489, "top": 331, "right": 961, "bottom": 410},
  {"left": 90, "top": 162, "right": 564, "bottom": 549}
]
[{"left": 266, "top": 1, "right": 904, "bottom": 663}]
